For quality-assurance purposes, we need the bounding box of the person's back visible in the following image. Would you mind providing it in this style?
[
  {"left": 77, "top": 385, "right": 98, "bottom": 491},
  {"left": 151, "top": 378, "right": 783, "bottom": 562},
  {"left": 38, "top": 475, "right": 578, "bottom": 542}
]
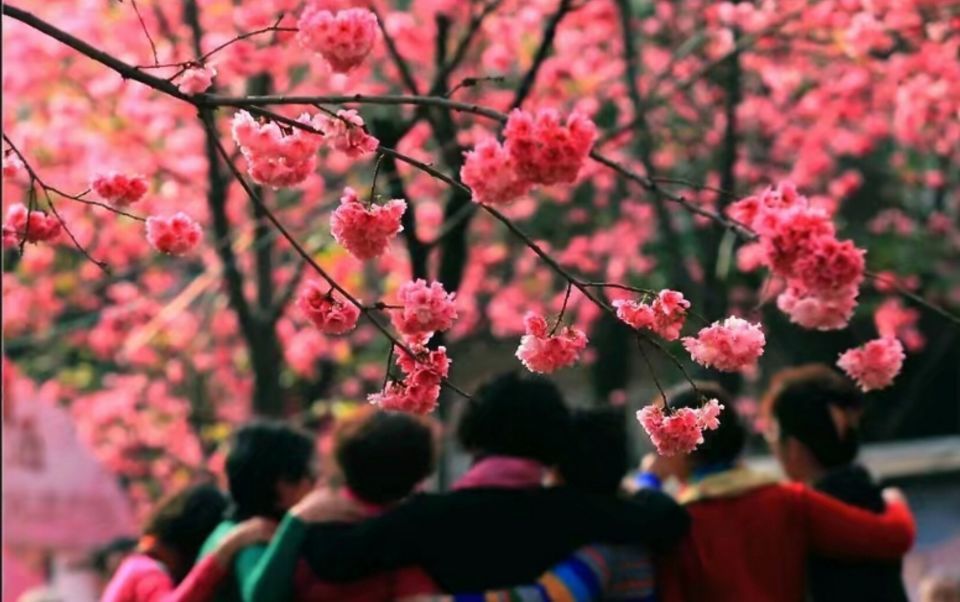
[{"left": 763, "top": 364, "right": 908, "bottom": 602}]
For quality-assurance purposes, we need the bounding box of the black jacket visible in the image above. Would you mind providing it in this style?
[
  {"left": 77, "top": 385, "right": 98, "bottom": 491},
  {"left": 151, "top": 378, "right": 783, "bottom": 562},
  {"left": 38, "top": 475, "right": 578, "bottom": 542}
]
[
  {"left": 302, "top": 486, "right": 688, "bottom": 592},
  {"left": 808, "top": 464, "right": 909, "bottom": 602}
]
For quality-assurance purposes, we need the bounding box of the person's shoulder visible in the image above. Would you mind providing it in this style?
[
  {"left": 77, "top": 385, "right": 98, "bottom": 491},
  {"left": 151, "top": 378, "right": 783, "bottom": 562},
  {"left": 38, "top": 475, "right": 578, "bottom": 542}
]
[{"left": 198, "top": 520, "right": 236, "bottom": 557}]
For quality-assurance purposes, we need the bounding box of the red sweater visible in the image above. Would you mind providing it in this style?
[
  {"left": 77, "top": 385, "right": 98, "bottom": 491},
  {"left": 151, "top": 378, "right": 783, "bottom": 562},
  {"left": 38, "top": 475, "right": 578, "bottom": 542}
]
[
  {"left": 102, "top": 553, "right": 226, "bottom": 602},
  {"left": 656, "top": 474, "right": 915, "bottom": 602}
]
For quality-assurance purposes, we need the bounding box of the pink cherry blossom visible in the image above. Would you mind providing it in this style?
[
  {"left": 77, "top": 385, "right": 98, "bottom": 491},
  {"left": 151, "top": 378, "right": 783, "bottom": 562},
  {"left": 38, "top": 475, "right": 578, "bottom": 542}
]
[
  {"left": 177, "top": 65, "right": 216, "bottom": 94},
  {"left": 145, "top": 212, "right": 202, "bottom": 255},
  {"left": 516, "top": 311, "right": 588, "bottom": 374},
  {"left": 776, "top": 286, "right": 858, "bottom": 331},
  {"left": 297, "top": 280, "right": 360, "bottom": 335},
  {"left": 682, "top": 316, "right": 766, "bottom": 372},
  {"left": 297, "top": 6, "right": 378, "bottom": 73},
  {"left": 330, "top": 186, "right": 406, "bottom": 260},
  {"left": 503, "top": 108, "right": 597, "bottom": 186},
  {"left": 791, "top": 236, "right": 866, "bottom": 294},
  {"left": 460, "top": 138, "right": 532, "bottom": 206},
  {"left": 318, "top": 109, "right": 379, "bottom": 158},
  {"left": 637, "top": 398, "right": 724, "bottom": 456},
  {"left": 391, "top": 279, "right": 458, "bottom": 343},
  {"left": 369, "top": 346, "right": 450, "bottom": 414},
  {"left": 231, "top": 110, "right": 323, "bottom": 188},
  {"left": 2, "top": 153, "right": 24, "bottom": 179},
  {"left": 614, "top": 289, "right": 690, "bottom": 341},
  {"left": 91, "top": 172, "right": 148, "bottom": 206},
  {"left": 874, "top": 298, "right": 925, "bottom": 351},
  {"left": 837, "top": 337, "right": 905, "bottom": 392},
  {"left": 2, "top": 203, "right": 61, "bottom": 246}
]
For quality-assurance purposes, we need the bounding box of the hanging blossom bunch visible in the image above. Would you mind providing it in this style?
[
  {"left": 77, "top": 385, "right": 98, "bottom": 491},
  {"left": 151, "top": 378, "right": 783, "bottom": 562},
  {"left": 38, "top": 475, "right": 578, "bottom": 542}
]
[
  {"left": 729, "top": 182, "right": 866, "bottom": 330},
  {"left": 460, "top": 139, "right": 532, "bottom": 206},
  {"left": 516, "top": 311, "right": 588, "bottom": 374},
  {"left": 637, "top": 398, "right": 724, "bottom": 456},
  {"left": 145, "top": 213, "right": 202, "bottom": 255},
  {"left": 2, "top": 203, "right": 61, "bottom": 247},
  {"left": 682, "top": 316, "right": 766, "bottom": 372},
  {"left": 177, "top": 65, "right": 216, "bottom": 95},
  {"left": 614, "top": 289, "right": 690, "bottom": 341},
  {"left": 317, "top": 110, "right": 379, "bottom": 158},
  {"left": 297, "top": 6, "right": 378, "bottom": 73},
  {"left": 330, "top": 186, "right": 406, "bottom": 260},
  {"left": 231, "top": 110, "right": 324, "bottom": 188},
  {"left": 369, "top": 346, "right": 451, "bottom": 414},
  {"left": 3, "top": 153, "right": 25, "bottom": 179},
  {"left": 91, "top": 173, "right": 148, "bottom": 206},
  {"left": 391, "top": 279, "right": 458, "bottom": 345},
  {"left": 297, "top": 280, "right": 360, "bottom": 335},
  {"left": 836, "top": 337, "right": 905, "bottom": 392}
]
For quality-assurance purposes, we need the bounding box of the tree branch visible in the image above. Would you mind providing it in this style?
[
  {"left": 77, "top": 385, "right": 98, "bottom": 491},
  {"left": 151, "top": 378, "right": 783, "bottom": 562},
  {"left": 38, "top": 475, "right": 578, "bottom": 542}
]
[{"left": 510, "top": 0, "right": 572, "bottom": 109}]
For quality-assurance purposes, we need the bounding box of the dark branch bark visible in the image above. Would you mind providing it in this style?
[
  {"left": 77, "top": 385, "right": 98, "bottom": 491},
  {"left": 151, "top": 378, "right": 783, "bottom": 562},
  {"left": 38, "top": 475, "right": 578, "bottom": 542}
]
[{"left": 510, "top": 0, "right": 573, "bottom": 109}]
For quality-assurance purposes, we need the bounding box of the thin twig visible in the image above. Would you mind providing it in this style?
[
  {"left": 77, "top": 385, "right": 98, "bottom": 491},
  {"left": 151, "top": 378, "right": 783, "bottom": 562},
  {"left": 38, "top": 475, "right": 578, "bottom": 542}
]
[
  {"left": 550, "top": 281, "right": 574, "bottom": 335},
  {"left": 635, "top": 334, "right": 668, "bottom": 405},
  {"left": 866, "top": 271, "right": 960, "bottom": 327},
  {"left": 129, "top": 0, "right": 160, "bottom": 66}
]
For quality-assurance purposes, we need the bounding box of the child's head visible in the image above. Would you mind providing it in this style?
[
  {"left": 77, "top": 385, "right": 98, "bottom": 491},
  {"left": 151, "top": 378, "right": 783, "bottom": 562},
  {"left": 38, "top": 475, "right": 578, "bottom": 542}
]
[
  {"left": 661, "top": 382, "right": 745, "bottom": 480},
  {"left": 457, "top": 371, "right": 571, "bottom": 466},
  {"left": 142, "top": 483, "right": 227, "bottom": 580},
  {"left": 762, "top": 364, "right": 863, "bottom": 482},
  {"left": 556, "top": 408, "right": 630, "bottom": 495},
  {"left": 226, "top": 421, "right": 316, "bottom": 520},
  {"left": 335, "top": 409, "right": 435, "bottom": 506}
]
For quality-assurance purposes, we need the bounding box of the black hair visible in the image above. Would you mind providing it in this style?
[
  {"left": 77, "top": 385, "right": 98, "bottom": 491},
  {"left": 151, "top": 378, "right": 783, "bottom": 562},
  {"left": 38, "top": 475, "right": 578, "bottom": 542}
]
[
  {"left": 90, "top": 537, "right": 138, "bottom": 575},
  {"left": 558, "top": 408, "right": 630, "bottom": 494},
  {"left": 457, "top": 371, "right": 571, "bottom": 466},
  {"left": 143, "top": 484, "right": 227, "bottom": 565},
  {"left": 225, "top": 421, "right": 315, "bottom": 520},
  {"left": 336, "top": 410, "right": 435, "bottom": 505},
  {"left": 666, "top": 382, "right": 745, "bottom": 466},
  {"left": 762, "top": 364, "right": 863, "bottom": 468}
]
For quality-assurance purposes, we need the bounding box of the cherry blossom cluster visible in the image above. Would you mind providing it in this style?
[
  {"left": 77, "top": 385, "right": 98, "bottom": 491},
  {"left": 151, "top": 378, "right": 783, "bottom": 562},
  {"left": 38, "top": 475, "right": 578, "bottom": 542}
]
[
  {"left": 297, "top": 281, "right": 360, "bottom": 335},
  {"left": 613, "top": 289, "right": 690, "bottom": 341},
  {"left": 318, "top": 110, "right": 379, "bottom": 158},
  {"left": 330, "top": 186, "right": 406, "bottom": 260},
  {"left": 297, "top": 6, "right": 378, "bottom": 73},
  {"left": 91, "top": 172, "right": 148, "bottom": 206},
  {"left": 390, "top": 279, "right": 458, "bottom": 345},
  {"left": 462, "top": 109, "right": 597, "bottom": 206},
  {"left": 2, "top": 203, "right": 60, "bottom": 247},
  {"left": 515, "top": 311, "right": 588, "bottom": 374},
  {"left": 2, "top": 153, "right": 24, "bottom": 179},
  {"left": 836, "top": 337, "right": 904, "bottom": 392},
  {"left": 177, "top": 65, "right": 216, "bottom": 95},
  {"left": 637, "top": 398, "right": 724, "bottom": 456},
  {"left": 682, "top": 316, "right": 766, "bottom": 372},
  {"left": 145, "top": 213, "right": 202, "bottom": 255},
  {"left": 369, "top": 346, "right": 451, "bottom": 414},
  {"left": 729, "top": 182, "right": 866, "bottom": 331},
  {"left": 231, "top": 110, "right": 324, "bottom": 188}
]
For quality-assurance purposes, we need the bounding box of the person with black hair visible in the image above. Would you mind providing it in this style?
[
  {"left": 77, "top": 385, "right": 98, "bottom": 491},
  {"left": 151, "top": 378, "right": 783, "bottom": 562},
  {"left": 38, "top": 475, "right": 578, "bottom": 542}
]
[
  {"left": 101, "top": 483, "right": 273, "bottom": 602},
  {"left": 648, "top": 382, "right": 917, "bottom": 602},
  {"left": 197, "top": 421, "right": 317, "bottom": 602},
  {"left": 237, "top": 408, "right": 437, "bottom": 602},
  {"left": 297, "top": 371, "right": 689, "bottom": 595},
  {"left": 762, "top": 364, "right": 909, "bottom": 602}
]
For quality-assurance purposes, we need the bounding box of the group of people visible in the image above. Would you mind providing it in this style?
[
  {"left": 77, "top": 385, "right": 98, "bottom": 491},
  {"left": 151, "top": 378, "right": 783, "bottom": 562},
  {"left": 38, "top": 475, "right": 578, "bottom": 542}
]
[{"left": 100, "top": 364, "right": 924, "bottom": 602}]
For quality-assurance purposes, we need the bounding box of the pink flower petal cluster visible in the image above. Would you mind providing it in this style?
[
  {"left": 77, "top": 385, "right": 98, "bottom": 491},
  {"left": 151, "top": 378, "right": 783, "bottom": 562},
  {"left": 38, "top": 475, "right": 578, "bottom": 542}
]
[
  {"left": 297, "top": 7, "right": 377, "bottom": 73},
  {"left": 145, "top": 212, "right": 202, "bottom": 255},
  {"left": 613, "top": 289, "right": 690, "bottom": 341},
  {"left": 874, "top": 298, "right": 925, "bottom": 351},
  {"left": 2, "top": 154, "right": 24, "bottom": 179},
  {"left": 836, "top": 337, "right": 905, "bottom": 392},
  {"left": 637, "top": 398, "right": 724, "bottom": 456},
  {"left": 330, "top": 186, "right": 406, "bottom": 260},
  {"left": 231, "top": 110, "right": 323, "bottom": 188},
  {"left": 177, "top": 66, "right": 216, "bottom": 94},
  {"left": 502, "top": 108, "right": 597, "bottom": 186},
  {"left": 682, "top": 316, "right": 766, "bottom": 372},
  {"left": 460, "top": 139, "right": 532, "bottom": 206},
  {"left": 91, "top": 172, "right": 148, "bottom": 206},
  {"left": 318, "top": 110, "right": 379, "bottom": 158},
  {"left": 391, "top": 279, "right": 458, "bottom": 344},
  {"left": 2, "top": 203, "right": 61, "bottom": 246},
  {"left": 297, "top": 281, "right": 360, "bottom": 335},
  {"left": 516, "top": 312, "right": 588, "bottom": 374},
  {"left": 727, "top": 182, "right": 866, "bottom": 330},
  {"left": 369, "top": 346, "right": 450, "bottom": 414}
]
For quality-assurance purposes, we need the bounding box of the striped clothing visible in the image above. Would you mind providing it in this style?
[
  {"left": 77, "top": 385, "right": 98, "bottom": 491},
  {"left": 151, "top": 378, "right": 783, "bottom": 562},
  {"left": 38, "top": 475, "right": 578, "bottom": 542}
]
[{"left": 452, "top": 544, "right": 655, "bottom": 602}]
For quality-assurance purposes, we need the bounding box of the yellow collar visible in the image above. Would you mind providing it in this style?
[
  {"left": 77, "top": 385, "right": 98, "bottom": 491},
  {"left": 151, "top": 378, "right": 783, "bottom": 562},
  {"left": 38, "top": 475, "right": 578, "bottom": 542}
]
[{"left": 679, "top": 467, "right": 780, "bottom": 504}]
